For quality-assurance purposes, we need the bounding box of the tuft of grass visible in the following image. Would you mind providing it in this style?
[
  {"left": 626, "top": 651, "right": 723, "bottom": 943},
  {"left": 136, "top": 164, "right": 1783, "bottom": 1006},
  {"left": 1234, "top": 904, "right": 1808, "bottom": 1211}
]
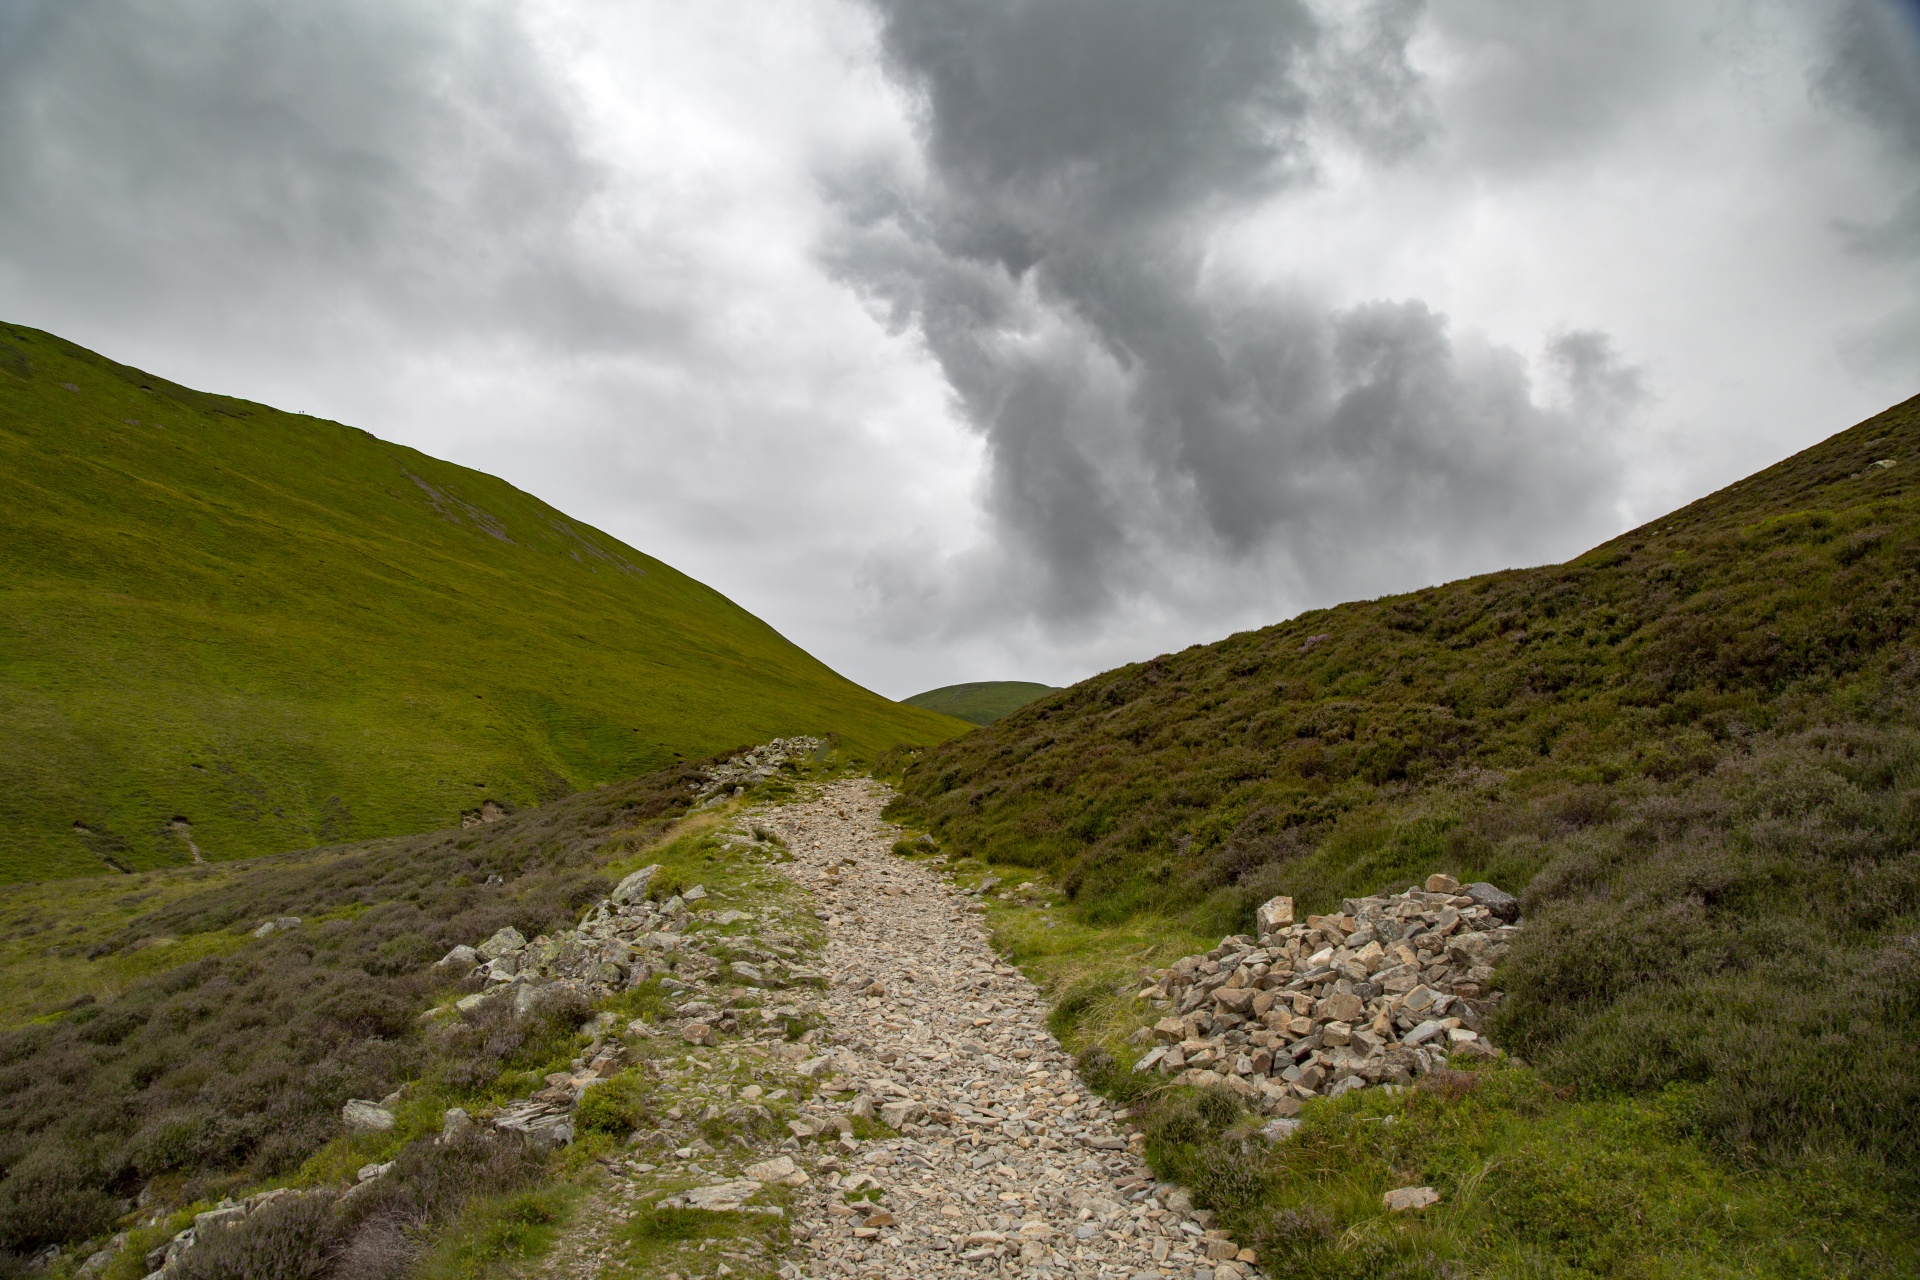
[{"left": 0, "top": 323, "right": 966, "bottom": 882}]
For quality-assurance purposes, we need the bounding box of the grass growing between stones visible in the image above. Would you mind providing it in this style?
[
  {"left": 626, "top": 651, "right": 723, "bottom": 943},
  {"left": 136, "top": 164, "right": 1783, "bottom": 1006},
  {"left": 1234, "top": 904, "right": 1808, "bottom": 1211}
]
[
  {"left": 609, "top": 1204, "right": 788, "bottom": 1280},
  {"left": 410, "top": 1184, "right": 577, "bottom": 1280}
]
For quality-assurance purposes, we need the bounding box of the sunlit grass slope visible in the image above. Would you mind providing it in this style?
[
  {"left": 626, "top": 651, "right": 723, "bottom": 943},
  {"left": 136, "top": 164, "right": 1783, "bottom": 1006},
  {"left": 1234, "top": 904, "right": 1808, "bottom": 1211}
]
[
  {"left": 0, "top": 324, "right": 965, "bottom": 881},
  {"left": 901, "top": 680, "right": 1058, "bottom": 725}
]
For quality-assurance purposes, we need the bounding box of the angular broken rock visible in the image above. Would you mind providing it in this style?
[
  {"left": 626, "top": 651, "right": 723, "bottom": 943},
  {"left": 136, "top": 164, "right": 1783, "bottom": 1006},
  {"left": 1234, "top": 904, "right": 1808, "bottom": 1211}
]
[
  {"left": 341, "top": 1100, "right": 395, "bottom": 1133},
  {"left": 879, "top": 1099, "right": 923, "bottom": 1128},
  {"left": 437, "top": 944, "right": 480, "bottom": 969},
  {"left": 681, "top": 1022, "right": 715, "bottom": 1046},
  {"left": 1383, "top": 1185, "right": 1441, "bottom": 1211},
  {"left": 476, "top": 926, "right": 526, "bottom": 959},
  {"left": 611, "top": 864, "right": 661, "bottom": 905},
  {"left": 743, "top": 1155, "right": 809, "bottom": 1186},
  {"left": 1255, "top": 894, "right": 1295, "bottom": 936},
  {"left": 1466, "top": 881, "right": 1520, "bottom": 922},
  {"left": 658, "top": 1180, "right": 778, "bottom": 1214}
]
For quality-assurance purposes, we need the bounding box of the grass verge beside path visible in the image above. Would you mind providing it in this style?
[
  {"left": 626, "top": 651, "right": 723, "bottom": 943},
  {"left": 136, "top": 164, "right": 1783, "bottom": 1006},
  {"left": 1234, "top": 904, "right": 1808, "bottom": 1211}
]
[{"left": 897, "top": 833, "right": 1920, "bottom": 1278}]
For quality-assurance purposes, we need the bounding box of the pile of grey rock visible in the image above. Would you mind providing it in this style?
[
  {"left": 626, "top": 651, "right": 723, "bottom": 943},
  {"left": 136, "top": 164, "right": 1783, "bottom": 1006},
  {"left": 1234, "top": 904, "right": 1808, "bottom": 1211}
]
[
  {"left": 1133, "top": 874, "right": 1519, "bottom": 1111},
  {"left": 692, "top": 736, "right": 823, "bottom": 805}
]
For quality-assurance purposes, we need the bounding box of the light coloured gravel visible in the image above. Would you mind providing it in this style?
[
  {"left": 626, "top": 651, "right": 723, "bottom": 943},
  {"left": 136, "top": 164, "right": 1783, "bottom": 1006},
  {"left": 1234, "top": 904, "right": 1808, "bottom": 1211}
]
[{"left": 765, "top": 777, "right": 1261, "bottom": 1280}]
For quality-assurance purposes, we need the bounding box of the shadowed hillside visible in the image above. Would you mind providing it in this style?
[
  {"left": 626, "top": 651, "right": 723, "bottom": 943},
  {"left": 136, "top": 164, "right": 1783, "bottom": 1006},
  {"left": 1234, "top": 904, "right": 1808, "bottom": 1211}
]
[
  {"left": 889, "top": 392, "right": 1920, "bottom": 1193},
  {"left": 0, "top": 325, "right": 965, "bottom": 881}
]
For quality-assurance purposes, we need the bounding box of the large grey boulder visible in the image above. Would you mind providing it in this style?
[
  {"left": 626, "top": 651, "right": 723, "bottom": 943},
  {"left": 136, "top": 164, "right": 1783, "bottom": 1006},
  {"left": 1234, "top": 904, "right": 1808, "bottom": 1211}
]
[
  {"left": 476, "top": 926, "right": 527, "bottom": 959},
  {"left": 611, "top": 864, "right": 662, "bottom": 904},
  {"left": 342, "top": 1099, "right": 395, "bottom": 1133},
  {"left": 1465, "top": 882, "right": 1520, "bottom": 922}
]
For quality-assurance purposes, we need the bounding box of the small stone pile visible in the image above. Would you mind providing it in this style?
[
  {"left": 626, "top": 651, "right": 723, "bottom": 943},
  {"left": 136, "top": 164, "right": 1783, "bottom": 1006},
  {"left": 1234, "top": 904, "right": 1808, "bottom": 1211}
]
[
  {"left": 1134, "top": 875, "right": 1520, "bottom": 1110},
  {"left": 692, "top": 736, "right": 823, "bottom": 805}
]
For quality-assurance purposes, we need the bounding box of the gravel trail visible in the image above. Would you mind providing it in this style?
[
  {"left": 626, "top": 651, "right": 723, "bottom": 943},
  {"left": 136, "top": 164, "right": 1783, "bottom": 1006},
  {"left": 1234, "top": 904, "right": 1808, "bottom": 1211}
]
[{"left": 767, "top": 776, "right": 1260, "bottom": 1280}]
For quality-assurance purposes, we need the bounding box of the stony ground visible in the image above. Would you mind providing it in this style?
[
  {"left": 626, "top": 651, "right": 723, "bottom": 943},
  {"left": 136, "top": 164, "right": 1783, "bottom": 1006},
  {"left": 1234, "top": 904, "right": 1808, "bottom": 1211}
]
[{"left": 536, "top": 774, "right": 1262, "bottom": 1280}]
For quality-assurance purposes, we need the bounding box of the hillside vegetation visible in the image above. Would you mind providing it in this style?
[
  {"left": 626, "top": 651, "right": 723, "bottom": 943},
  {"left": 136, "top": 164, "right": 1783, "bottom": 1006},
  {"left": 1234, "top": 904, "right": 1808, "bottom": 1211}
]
[
  {"left": 0, "top": 325, "right": 964, "bottom": 881},
  {"left": 900, "top": 680, "right": 1058, "bottom": 725},
  {"left": 888, "top": 393, "right": 1920, "bottom": 1207}
]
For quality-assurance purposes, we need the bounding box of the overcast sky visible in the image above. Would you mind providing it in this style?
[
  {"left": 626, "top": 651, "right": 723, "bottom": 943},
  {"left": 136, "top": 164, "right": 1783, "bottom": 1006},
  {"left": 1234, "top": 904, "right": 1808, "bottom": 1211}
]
[{"left": 3, "top": 0, "right": 1918, "bottom": 697}]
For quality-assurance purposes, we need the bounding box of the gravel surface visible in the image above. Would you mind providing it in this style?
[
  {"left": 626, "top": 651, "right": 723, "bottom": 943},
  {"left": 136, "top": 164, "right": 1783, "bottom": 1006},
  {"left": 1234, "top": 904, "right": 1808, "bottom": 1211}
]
[{"left": 766, "top": 777, "right": 1260, "bottom": 1280}]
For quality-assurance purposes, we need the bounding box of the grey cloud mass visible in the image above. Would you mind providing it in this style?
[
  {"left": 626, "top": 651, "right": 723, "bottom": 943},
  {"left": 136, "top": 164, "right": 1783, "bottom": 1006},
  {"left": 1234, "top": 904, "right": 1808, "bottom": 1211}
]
[
  {"left": 833, "top": 0, "right": 1632, "bottom": 637},
  {"left": 0, "top": 0, "right": 1915, "bottom": 694}
]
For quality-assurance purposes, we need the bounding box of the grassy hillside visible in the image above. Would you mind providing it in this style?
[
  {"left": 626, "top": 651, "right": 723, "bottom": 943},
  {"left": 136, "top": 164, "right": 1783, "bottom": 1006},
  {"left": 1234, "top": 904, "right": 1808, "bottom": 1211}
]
[
  {"left": 887, "top": 393, "right": 1920, "bottom": 1210},
  {"left": 0, "top": 325, "right": 966, "bottom": 882},
  {"left": 900, "top": 680, "right": 1058, "bottom": 725}
]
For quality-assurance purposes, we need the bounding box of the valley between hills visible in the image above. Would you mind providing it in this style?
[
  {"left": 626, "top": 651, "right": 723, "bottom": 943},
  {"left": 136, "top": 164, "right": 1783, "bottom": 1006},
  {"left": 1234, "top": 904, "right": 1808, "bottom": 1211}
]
[{"left": 1, "top": 329, "right": 1918, "bottom": 1279}]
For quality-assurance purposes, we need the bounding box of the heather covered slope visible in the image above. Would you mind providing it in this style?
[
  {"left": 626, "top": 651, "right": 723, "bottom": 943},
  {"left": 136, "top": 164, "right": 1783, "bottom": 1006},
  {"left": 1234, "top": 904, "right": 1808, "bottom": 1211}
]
[
  {"left": 0, "top": 325, "right": 965, "bottom": 881},
  {"left": 889, "top": 392, "right": 1920, "bottom": 1189}
]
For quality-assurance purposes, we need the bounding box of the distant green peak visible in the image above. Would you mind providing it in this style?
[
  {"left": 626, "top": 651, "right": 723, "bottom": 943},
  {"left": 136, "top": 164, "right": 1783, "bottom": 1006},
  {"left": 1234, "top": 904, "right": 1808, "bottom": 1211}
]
[{"left": 902, "top": 681, "right": 1060, "bottom": 726}]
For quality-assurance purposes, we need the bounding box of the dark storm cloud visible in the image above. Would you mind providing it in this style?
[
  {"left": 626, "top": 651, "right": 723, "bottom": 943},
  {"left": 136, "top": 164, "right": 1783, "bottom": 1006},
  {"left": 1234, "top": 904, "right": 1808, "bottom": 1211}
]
[
  {"left": 0, "top": 0, "right": 670, "bottom": 354},
  {"left": 1820, "top": 1, "right": 1920, "bottom": 381},
  {"left": 834, "top": 0, "right": 1633, "bottom": 632}
]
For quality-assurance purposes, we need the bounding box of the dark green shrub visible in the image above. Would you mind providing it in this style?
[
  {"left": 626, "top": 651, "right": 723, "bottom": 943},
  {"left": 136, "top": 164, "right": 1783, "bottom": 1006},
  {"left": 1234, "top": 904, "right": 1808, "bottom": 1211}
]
[
  {"left": 0, "top": 1144, "right": 118, "bottom": 1254},
  {"left": 576, "top": 1075, "right": 652, "bottom": 1138}
]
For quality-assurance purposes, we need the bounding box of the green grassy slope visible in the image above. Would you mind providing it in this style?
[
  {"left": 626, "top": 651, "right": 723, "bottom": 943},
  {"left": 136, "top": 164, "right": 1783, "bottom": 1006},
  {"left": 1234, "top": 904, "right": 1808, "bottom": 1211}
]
[
  {"left": 888, "top": 393, "right": 1920, "bottom": 1199},
  {"left": 900, "top": 680, "right": 1058, "bottom": 725},
  {"left": 0, "top": 324, "right": 966, "bottom": 882}
]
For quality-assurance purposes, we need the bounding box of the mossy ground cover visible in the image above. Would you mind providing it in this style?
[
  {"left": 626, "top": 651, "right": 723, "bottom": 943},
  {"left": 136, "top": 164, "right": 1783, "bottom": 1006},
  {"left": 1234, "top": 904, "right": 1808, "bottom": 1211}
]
[
  {"left": 0, "top": 323, "right": 964, "bottom": 882},
  {"left": 884, "top": 392, "right": 1920, "bottom": 1272}
]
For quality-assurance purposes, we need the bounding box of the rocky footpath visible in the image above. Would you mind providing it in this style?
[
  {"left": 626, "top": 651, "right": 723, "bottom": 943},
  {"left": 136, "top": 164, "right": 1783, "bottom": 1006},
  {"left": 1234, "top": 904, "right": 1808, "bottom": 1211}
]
[
  {"left": 1134, "top": 878, "right": 1517, "bottom": 1113},
  {"left": 535, "top": 775, "right": 1268, "bottom": 1280},
  {"left": 762, "top": 779, "right": 1263, "bottom": 1280}
]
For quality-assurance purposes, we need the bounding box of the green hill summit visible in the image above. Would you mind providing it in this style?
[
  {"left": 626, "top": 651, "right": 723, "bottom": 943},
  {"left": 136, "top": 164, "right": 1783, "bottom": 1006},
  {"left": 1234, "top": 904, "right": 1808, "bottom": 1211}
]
[
  {"left": 902, "top": 680, "right": 1059, "bottom": 725},
  {"left": 0, "top": 325, "right": 965, "bottom": 881}
]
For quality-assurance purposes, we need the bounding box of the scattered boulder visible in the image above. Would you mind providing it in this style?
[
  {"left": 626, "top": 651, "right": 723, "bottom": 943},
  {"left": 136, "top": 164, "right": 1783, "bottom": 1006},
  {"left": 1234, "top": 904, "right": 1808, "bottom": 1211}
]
[
  {"left": 657, "top": 1180, "right": 779, "bottom": 1214},
  {"left": 341, "top": 1100, "right": 395, "bottom": 1134},
  {"left": 1465, "top": 882, "right": 1520, "bottom": 922},
  {"left": 744, "top": 1155, "right": 809, "bottom": 1186},
  {"left": 476, "top": 926, "right": 526, "bottom": 960},
  {"left": 1383, "top": 1185, "right": 1440, "bottom": 1211},
  {"left": 611, "top": 864, "right": 661, "bottom": 905}
]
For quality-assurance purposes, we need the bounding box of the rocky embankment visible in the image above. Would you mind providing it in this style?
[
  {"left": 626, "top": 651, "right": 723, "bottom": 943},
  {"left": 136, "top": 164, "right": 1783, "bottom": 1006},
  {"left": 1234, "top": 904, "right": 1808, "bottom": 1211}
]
[{"left": 1133, "top": 877, "right": 1518, "bottom": 1115}]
